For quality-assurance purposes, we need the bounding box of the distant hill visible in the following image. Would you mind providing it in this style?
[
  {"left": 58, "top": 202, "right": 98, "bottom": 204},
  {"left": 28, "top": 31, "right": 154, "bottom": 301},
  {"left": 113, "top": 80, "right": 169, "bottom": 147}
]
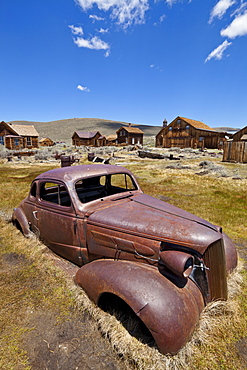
[
  {"left": 8, "top": 118, "right": 162, "bottom": 144},
  {"left": 214, "top": 127, "right": 241, "bottom": 133}
]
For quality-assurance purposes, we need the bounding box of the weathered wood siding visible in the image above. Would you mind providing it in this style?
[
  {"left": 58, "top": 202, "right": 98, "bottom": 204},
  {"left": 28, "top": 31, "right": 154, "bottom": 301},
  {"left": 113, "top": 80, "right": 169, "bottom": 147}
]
[
  {"left": 232, "top": 126, "right": 247, "bottom": 142},
  {"left": 117, "top": 129, "right": 143, "bottom": 145},
  {"left": 72, "top": 132, "right": 102, "bottom": 146},
  {"left": 223, "top": 141, "right": 247, "bottom": 163},
  {"left": 156, "top": 118, "right": 225, "bottom": 149}
]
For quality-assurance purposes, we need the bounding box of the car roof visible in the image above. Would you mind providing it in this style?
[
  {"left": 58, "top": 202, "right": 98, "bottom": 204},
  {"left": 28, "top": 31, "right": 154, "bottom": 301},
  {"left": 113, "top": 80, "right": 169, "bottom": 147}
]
[{"left": 35, "top": 164, "right": 135, "bottom": 183}]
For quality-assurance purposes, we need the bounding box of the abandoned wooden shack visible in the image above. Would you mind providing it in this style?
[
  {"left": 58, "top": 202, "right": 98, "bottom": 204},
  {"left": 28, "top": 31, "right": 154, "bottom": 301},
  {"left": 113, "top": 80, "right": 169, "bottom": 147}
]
[
  {"left": 0, "top": 121, "right": 39, "bottom": 149},
  {"left": 72, "top": 131, "right": 105, "bottom": 147},
  {"left": 155, "top": 117, "right": 227, "bottom": 149},
  {"left": 223, "top": 125, "right": 247, "bottom": 163},
  {"left": 106, "top": 134, "right": 118, "bottom": 146},
  {"left": 39, "top": 137, "right": 55, "bottom": 147},
  {"left": 116, "top": 125, "right": 144, "bottom": 146}
]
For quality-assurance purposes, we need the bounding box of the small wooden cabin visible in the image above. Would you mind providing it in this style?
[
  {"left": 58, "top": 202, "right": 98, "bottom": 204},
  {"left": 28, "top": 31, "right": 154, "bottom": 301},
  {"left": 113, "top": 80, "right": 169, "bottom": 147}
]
[
  {"left": 156, "top": 117, "right": 227, "bottom": 149},
  {"left": 106, "top": 134, "right": 118, "bottom": 146},
  {"left": 0, "top": 121, "right": 39, "bottom": 150},
  {"left": 72, "top": 131, "right": 103, "bottom": 147},
  {"left": 223, "top": 126, "right": 247, "bottom": 163},
  {"left": 39, "top": 137, "right": 55, "bottom": 147},
  {"left": 116, "top": 125, "right": 144, "bottom": 146}
]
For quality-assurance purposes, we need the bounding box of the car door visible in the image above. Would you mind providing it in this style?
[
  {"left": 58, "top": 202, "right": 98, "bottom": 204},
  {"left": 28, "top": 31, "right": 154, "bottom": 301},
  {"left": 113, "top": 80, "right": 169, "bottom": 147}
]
[{"left": 36, "top": 180, "right": 83, "bottom": 265}]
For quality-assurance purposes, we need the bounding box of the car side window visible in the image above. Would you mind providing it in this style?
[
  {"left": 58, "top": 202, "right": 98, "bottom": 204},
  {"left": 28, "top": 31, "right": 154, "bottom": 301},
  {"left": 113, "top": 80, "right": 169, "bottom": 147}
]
[
  {"left": 108, "top": 173, "right": 137, "bottom": 194},
  {"left": 40, "top": 182, "right": 71, "bottom": 207},
  {"left": 30, "top": 182, "right": 37, "bottom": 198}
]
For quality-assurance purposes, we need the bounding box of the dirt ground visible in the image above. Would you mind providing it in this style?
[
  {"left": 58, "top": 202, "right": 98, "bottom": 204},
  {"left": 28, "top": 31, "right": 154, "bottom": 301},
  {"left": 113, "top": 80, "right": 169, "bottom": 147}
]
[{"left": 1, "top": 250, "right": 129, "bottom": 370}]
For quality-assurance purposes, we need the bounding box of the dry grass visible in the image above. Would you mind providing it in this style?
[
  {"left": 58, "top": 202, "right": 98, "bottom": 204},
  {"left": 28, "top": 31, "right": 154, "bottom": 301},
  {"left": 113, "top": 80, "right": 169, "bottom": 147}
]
[{"left": 0, "top": 159, "right": 246, "bottom": 369}]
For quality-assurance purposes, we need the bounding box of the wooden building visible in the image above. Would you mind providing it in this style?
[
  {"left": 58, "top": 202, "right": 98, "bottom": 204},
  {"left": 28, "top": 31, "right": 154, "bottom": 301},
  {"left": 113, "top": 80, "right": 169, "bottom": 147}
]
[
  {"left": 39, "top": 137, "right": 55, "bottom": 147},
  {"left": 231, "top": 125, "right": 247, "bottom": 142},
  {"left": 72, "top": 131, "right": 104, "bottom": 147},
  {"left": 0, "top": 121, "right": 39, "bottom": 150},
  {"left": 116, "top": 125, "right": 144, "bottom": 146},
  {"left": 155, "top": 116, "right": 227, "bottom": 149},
  {"left": 106, "top": 134, "right": 118, "bottom": 146},
  {"left": 223, "top": 126, "right": 247, "bottom": 163}
]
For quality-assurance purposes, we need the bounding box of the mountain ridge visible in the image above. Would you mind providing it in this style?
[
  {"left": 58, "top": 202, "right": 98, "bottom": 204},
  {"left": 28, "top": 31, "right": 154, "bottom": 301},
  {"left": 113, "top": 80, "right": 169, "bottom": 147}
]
[{"left": 8, "top": 118, "right": 162, "bottom": 143}]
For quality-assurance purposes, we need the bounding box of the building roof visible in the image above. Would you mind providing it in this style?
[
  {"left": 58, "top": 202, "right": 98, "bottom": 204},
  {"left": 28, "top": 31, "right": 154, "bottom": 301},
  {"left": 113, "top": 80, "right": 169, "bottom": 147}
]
[
  {"left": 107, "top": 134, "right": 117, "bottom": 141},
  {"left": 6, "top": 123, "right": 39, "bottom": 137},
  {"left": 232, "top": 125, "right": 247, "bottom": 139},
  {"left": 117, "top": 126, "right": 144, "bottom": 134},
  {"left": 179, "top": 117, "right": 214, "bottom": 131},
  {"left": 74, "top": 131, "right": 100, "bottom": 139},
  {"left": 39, "top": 137, "right": 54, "bottom": 143}
]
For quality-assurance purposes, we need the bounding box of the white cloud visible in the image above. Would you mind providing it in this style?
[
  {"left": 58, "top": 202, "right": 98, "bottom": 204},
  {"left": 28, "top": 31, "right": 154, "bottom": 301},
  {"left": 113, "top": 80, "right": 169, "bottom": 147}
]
[
  {"left": 89, "top": 14, "right": 105, "bottom": 21},
  {"left": 73, "top": 35, "right": 110, "bottom": 50},
  {"left": 209, "top": 0, "right": 236, "bottom": 23},
  {"left": 149, "top": 64, "right": 163, "bottom": 71},
  {"left": 165, "top": 0, "right": 179, "bottom": 5},
  {"left": 104, "top": 49, "right": 110, "bottom": 57},
  {"left": 75, "top": 0, "right": 149, "bottom": 27},
  {"left": 220, "top": 10, "right": 247, "bottom": 38},
  {"left": 205, "top": 40, "right": 232, "bottom": 62},
  {"left": 153, "top": 14, "right": 166, "bottom": 26},
  {"left": 68, "top": 25, "right": 84, "bottom": 35},
  {"left": 77, "top": 85, "right": 90, "bottom": 92},
  {"left": 97, "top": 27, "right": 109, "bottom": 33}
]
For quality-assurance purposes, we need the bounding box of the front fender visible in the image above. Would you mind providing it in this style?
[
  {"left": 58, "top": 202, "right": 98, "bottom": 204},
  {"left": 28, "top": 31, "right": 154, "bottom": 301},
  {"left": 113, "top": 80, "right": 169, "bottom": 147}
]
[
  {"left": 75, "top": 259, "right": 205, "bottom": 354},
  {"left": 222, "top": 232, "right": 238, "bottom": 273},
  {"left": 12, "top": 207, "right": 32, "bottom": 237}
]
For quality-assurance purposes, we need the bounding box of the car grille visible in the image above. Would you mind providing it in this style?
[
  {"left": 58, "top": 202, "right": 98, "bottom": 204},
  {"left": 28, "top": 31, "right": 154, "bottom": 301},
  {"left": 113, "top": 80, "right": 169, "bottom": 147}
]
[{"left": 203, "top": 238, "right": 227, "bottom": 301}]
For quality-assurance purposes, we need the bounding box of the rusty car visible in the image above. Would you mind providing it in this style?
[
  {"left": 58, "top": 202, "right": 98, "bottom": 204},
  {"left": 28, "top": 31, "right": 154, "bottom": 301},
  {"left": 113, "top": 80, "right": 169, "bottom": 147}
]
[{"left": 12, "top": 164, "right": 238, "bottom": 355}]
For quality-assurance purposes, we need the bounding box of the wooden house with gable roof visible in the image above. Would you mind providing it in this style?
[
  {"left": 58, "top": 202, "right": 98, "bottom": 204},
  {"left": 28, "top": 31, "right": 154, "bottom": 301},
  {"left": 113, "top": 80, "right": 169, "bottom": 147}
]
[
  {"left": 223, "top": 125, "right": 247, "bottom": 163},
  {"left": 116, "top": 124, "right": 144, "bottom": 146},
  {"left": 39, "top": 137, "right": 55, "bottom": 147},
  {"left": 72, "top": 131, "right": 105, "bottom": 147},
  {"left": 0, "top": 121, "right": 39, "bottom": 149},
  {"left": 155, "top": 116, "right": 227, "bottom": 149}
]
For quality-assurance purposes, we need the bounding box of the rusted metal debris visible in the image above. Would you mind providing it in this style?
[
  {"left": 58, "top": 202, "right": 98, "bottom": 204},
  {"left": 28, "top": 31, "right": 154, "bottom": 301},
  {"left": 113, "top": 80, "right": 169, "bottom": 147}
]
[
  {"left": 88, "top": 152, "right": 111, "bottom": 164},
  {"left": 12, "top": 164, "right": 238, "bottom": 355}
]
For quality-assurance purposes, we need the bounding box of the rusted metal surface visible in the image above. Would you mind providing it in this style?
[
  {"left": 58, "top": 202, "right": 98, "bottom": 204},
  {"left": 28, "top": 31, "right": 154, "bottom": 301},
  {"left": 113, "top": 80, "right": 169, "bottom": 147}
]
[
  {"left": 75, "top": 259, "right": 204, "bottom": 355},
  {"left": 12, "top": 163, "right": 238, "bottom": 355}
]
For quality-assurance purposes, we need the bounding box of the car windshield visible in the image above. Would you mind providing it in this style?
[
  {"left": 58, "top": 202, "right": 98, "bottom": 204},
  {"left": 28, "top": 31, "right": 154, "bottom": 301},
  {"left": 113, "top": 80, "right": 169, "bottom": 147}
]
[{"left": 75, "top": 173, "right": 137, "bottom": 204}]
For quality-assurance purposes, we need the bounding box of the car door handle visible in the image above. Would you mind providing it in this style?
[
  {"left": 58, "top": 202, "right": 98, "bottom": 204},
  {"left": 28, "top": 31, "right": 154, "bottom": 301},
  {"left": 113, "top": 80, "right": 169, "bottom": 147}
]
[{"left": 32, "top": 211, "right": 39, "bottom": 220}]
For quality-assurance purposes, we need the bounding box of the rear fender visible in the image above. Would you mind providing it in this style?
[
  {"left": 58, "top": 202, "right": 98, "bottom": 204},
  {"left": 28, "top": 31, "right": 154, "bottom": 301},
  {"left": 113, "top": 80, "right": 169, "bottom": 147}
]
[
  {"left": 75, "top": 259, "right": 205, "bottom": 354},
  {"left": 12, "top": 207, "right": 32, "bottom": 237}
]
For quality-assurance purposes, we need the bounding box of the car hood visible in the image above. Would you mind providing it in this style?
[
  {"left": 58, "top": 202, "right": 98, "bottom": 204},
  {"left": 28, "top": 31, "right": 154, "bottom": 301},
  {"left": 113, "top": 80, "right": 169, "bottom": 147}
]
[{"left": 86, "top": 194, "right": 222, "bottom": 254}]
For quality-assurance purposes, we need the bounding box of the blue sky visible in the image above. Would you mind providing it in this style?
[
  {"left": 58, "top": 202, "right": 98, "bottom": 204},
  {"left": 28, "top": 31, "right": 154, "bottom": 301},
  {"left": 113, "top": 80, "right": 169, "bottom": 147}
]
[{"left": 1, "top": 0, "right": 247, "bottom": 128}]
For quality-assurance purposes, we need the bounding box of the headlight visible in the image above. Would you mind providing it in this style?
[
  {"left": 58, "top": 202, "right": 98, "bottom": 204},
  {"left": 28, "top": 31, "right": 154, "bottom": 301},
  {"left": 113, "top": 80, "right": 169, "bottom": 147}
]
[{"left": 159, "top": 250, "right": 194, "bottom": 278}]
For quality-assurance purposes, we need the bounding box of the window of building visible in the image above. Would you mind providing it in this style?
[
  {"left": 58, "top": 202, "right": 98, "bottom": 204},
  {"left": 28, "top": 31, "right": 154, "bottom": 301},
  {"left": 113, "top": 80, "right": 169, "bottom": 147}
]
[
  {"left": 168, "top": 127, "right": 173, "bottom": 131},
  {"left": 14, "top": 139, "right": 19, "bottom": 146},
  {"left": 26, "top": 137, "right": 32, "bottom": 146},
  {"left": 0, "top": 136, "right": 4, "bottom": 145}
]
